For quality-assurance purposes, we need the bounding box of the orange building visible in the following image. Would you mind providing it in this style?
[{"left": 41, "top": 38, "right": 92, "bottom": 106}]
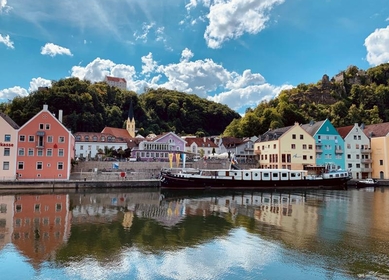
[
  {"left": 16, "top": 105, "right": 75, "bottom": 180},
  {"left": 12, "top": 194, "right": 71, "bottom": 267}
]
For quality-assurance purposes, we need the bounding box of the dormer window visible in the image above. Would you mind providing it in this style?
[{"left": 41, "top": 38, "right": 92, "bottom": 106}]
[
  {"left": 85, "top": 136, "right": 89, "bottom": 141},
  {"left": 93, "top": 136, "right": 98, "bottom": 141},
  {"left": 101, "top": 136, "right": 105, "bottom": 141},
  {"left": 75, "top": 136, "right": 81, "bottom": 141}
]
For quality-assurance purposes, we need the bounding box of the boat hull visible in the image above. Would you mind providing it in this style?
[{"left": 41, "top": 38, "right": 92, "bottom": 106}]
[{"left": 160, "top": 173, "right": 349, "bottom": 190}]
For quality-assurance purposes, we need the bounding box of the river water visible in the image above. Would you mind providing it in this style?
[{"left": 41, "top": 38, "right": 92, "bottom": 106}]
[{"left": 0, "top": 186, "right": 388, "bottom": 280}]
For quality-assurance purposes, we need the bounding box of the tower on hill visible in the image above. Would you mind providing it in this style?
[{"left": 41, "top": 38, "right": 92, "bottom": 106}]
[{"left": 104, "top": 75, "right": 127, "bottom": 91}]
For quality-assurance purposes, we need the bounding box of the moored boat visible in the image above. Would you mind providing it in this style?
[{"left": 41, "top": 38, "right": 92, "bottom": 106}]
[
  {"left": 160, "top": 166, "right": 351, "bottom": 190},
  {"left": 356, "top": 178, "right": 377, "bottom": 189}
]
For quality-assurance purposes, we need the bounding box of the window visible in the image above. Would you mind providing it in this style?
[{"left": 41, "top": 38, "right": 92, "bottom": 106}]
[
  {"left": 56, "top": 203, "right": 62, "bottom": 211},
  {"left": 19, "top": 135, "right": 25, "bottom": 142},
  {"left": 37, "top": 135, "right": 44, "bottom": 147},
  {"left": 4, "top": 134, "right": 10, "bottom": 142},
  {"left": 93, "top": 136, "right": 98, "bottom": 141},
  {"left": 59, "top": 136, "right": 65, "bottom": 143},
  {"left": 3, "top": 148, "right": 10, "bottom": 156},
  {"left": 291, "top": 144, "right": 296, "bottom": 149},
  {"left": 34, "top": 204, "right": 41, "bottom": 212},
  {"left": 15, "top": 205, "right": 22, "bottom": 212},
  {"left": 37, "top": 149, "right": 43, "bottom": 156},
  {"left": 380, "top": 160, "right": 384, "bottom": 166},
  {"left": 46, "top": 149, "right": 53, "bottom": 156},
  {"left": 85, "top": 136, "right": 90, "bottom": 141},
  {"left": 18, "top": 148, "right": 25, "bottom": 156},
  {"left": 80, "top": 145, "right": 83, "bottom": 150},
  {"left": 75, "top": 135, "right": 81, "bottom": 141},
  {"left": 18, "top": 162, "right": 24, "bottom": 170},
  {"left": 101, "top": 136, "right": 105, "bottom": 141},
  {"left": 45, "top": 124, "right": 50, "bottom": 130},
  {"left": 300, "top": 134, "right": 303, "bottom": 140},
  {"left": 292, "top": 134, "right": 296, "bottom": 139},
  {"left": 347, "top": 143, "right": 351, "bottom": 149},
  {"left": 3, "top": 161, "right": 9, "bottom": 170},
  {"left": 37, "top": 162, "right": 43, "bottom": 170},
  {"left": 58, "top": 149, "right": 64, "bottom": 157},
  {"left": 355, "top": 144, "right": 360, "bottom": 149},
  {"left": 28, "top": 148, "right": 34, "bottom": 156},
  {"left": 57, "top": 162, "right": 63, "bottom": 170},
  {"left": 302, "top": 144, "right": 307, "bottom": 149},
  {"left": 347, "top": 154, "right": 351, "bottom": 159},
  {"left": 356, "top": 164, "right": 360, "bottom": 168},
  {"left": 308, "top": 144, "right": 313, "bottom": 149},
  {"left": 47, "top": 136, "right": 53, "bottom": 143}
]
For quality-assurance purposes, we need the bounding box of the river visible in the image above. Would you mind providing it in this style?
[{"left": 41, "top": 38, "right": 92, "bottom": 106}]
[{"left": 0, "top": 186, "right": 388, "bottom": 280}]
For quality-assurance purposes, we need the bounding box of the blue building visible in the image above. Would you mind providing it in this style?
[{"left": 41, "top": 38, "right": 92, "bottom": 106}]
[{"left": 301, "top": 119, "right": 345, "bottom": 170}]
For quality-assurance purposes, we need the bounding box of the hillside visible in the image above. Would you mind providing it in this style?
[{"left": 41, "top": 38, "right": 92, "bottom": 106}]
[
  {"left": 223, "top": 63, "right": 389, "bottom": 137},
  {"left": 0, "top": 78, "right": 240, "bottom": 136}
]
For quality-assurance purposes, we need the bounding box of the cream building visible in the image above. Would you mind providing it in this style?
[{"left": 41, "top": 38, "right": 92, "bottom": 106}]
[
  {"left": 0, "top": 112, "right": 19, "bottom": 181},
  {"left": 255, "top": 122, "right": 316, "bottom": 170}
]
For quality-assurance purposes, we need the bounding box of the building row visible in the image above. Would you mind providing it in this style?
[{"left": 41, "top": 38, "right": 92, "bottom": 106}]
[{"left": 2, "top": 102, "right": 389, "bottom": 181}]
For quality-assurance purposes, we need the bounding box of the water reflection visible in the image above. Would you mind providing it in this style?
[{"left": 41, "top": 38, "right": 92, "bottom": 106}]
[{"left": 0, "top": 187, "right": 388, "bottom": 279}]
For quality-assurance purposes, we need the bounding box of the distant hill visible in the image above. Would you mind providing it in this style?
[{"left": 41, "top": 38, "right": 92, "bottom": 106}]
[
  {"left": 0, "top": 78, "right": 241, "bottom": 137},
  {"left": 223, "top": 63, "right": 389, "bottom": 137}
]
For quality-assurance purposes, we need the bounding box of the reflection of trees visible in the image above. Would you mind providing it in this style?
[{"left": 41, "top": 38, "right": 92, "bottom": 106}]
[{"left": 55, "top": 213, "right": 233, "bottom": 264}]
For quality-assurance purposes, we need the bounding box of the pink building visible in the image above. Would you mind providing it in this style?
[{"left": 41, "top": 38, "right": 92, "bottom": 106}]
[{"left": 16, "top": 105, "right": 75, "bottom": 180}]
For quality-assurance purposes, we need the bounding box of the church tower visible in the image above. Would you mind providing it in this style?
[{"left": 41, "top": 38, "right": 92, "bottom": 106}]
[{"left": 126, "top": 100, "right": 136, "bottom": 137}]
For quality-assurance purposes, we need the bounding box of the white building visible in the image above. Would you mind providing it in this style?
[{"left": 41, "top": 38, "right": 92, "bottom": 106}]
[
  {"left": 337, "top": 123, "right": 372, "bottom": 179},
  {"left": 0, "top": 112, "right": 19, "bottom": 181},
  {"left": 104, "top": 76, "right": 127, "bottom": 91}
]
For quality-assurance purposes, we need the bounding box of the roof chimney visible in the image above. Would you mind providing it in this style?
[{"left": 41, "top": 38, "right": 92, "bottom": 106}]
[
  {"left": 59, "top": 110, "right": 63, "bottom": 123},
  {"left": 43, "top": 104, "right": 48, "bottom": 111}
]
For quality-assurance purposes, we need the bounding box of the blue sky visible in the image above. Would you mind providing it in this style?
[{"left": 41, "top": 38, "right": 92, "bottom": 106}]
[{"left": 0, "top": 0, "right": 389, "bottom": 114}]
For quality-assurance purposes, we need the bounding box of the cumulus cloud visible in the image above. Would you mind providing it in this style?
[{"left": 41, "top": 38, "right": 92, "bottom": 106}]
[
  {"left": 204, "top": 0, "right": 285, "bottom": 48},
  {"left": 29, "top": 77, "right": 52, "bottom": 92},
  {"left": 68, "top": 49, "right": 292, "bottom": 112},
  {"left": 364, "top": 26, "right": 389, "bottom": 66},
  {"left": 0, "top": 86, "right": 28, "bottom": 100},
  {"left": 0, "top": 0, "right": 11, "bottom": 13},
  {"left": 0, "top": 34, "right": 14, "bottom": 49},
  {"left": 41, "top": 43, "right": 73, "bottom": 57}
]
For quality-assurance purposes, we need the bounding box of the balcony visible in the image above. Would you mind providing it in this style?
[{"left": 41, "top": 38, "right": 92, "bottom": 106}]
[
  {"left": 361, "top": 159, "right": 372, "bottom": 164},
  {"left": 335, "top": 149, "right": 343, "bottom": 154},
  {"left": 361, "top": 168, "right": 372, "bottom": 172},
  {"left": 361, "top": 148, "right": 372, "bottom": 154}
]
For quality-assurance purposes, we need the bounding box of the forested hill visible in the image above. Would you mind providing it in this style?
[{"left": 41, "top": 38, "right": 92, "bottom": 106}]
[
  {"left": 0, "top": 78, "right": 240, "bottom": 136},
  {"left": 223, "top": 63, "right": 389, "bottom": 137}
]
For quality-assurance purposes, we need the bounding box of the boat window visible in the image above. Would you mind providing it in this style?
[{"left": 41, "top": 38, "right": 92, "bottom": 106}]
[
  {"left": 281, "top": 173, "right": 288, "bottom": 178},
  {"left": 329, "top": 175, "right": 333, "bottom": 178},
  {"left": 336, "top": 174, "right": 339, "bottom": 177},
  {"left": 273, "top": 173, "right": 278, "bottom": 178},
  {"left": 245, "top": 173, "right": 249, "bottom": 176},
  {"left": 291, "top": 173, "right": 296, "bottom": 178},
  {"left": 263, "top": 173, "right": 269, "bottom": 178},
  {"left": 254, "top": 173, "right": 258, "bottom": 176}
]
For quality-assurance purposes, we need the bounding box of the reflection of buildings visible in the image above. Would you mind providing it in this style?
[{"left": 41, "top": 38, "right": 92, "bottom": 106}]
[
  {"left": 0, "top": 196, "right": 14, "bottom": 249},
  {"left": 12, "top": 194, "right": 71, "bottom": 267}
]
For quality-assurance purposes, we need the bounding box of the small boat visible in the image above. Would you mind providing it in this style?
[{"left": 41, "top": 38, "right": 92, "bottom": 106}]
[
  {"left": 160, "top": 166, "right": 351, "bottom": 190},
  {"left": 356, "top": 178, "right": 377, "bottom": 189}
]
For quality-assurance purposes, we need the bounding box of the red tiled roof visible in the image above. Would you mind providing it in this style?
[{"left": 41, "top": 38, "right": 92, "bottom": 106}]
[
  {"left": 105, "top": 76, "right": 126, "bottom": 83},
  {"left": 221, "top": 137, "right": 244, "bottom": 147},
  {"left": 101, "top": 127, "right": 133, "bottom": 140},
  {"left": 185, "top": 137, "right": 218, "bottom": 148},
  {"left": 336, "top": 125, "right": 353, "bottom": 139},
  {"left": 363, "top": 122, "right": 389, "bottom": 138}
]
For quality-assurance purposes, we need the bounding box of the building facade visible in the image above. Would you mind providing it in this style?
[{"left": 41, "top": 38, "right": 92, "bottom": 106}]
[
  {"left": 104, "top": 76, "right": 127, "bottom": 91},
  {"left": 301, "top": 119, "right": 345, "bottom": 170},
  {"left": 255, "top": 122, "right": 316, "bottom": 170},
  {"left": 16, "top": 105, "right": 75, "bottom": 180},
  {"left": 337, "top": 123, "right": 372, "bottom": 179},
  {"left": 0, "top": 112, "right": 19, "bottom": 181},
  {"left": 183, "top": 136, "right": 219, "bottom": 159}
]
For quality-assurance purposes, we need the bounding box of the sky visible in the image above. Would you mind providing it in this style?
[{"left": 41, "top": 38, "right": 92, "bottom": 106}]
[{"left": 0, "top": 0, "right": 389, "bottom": 114}]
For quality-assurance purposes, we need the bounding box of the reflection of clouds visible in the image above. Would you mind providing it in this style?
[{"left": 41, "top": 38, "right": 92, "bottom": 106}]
[{"left": 62, "top": 228, "right": 277, "bottom": 280}]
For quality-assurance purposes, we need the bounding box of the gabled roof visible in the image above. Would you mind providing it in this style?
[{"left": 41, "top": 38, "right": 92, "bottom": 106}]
[
  {"left": 0, "top": 112, "right": 19, "bottom": 129},
  {"left": 363, "top": 122, "right": 389, "bottom": 138},
  {"left": 151, "top": 132, "right": 186, "bottom": 144},
  {"left": 101, "top": 127, "right": 133, "bottom": 140},
  {"left": 258, "top": 125, "right": 293, "bottom": 142},
  {"left": 336, "top": 125, "right": 354, "bottom": 139},
  {"left": 300, "top": 120, "right": 325, "bottom": 136},
  {"left": 221, "top": 137, "right": 244, "bottom": 147},
  {"left": 185, "top": 137, "right": 218, "bottom": 148},
  {"left": 73, "top": 132, "right": 127, "bottom": 143},
  {"left": 105, "top": 76, "right": 126, "bottom": 83}
]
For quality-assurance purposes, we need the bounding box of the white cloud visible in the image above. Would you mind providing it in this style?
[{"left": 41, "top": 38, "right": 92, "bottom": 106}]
[
  {"left": 134, "top": 22, "right": 155, "bottom": 43},
  {"left": 68, "top": 49, "right": 292, "bottom": 113},
  {"left": 29, "top": 77, "right": 52, "bottom": 92},
  {"left": 0, "top": 0, "right": 11, "bottom": 13},
  {"left": 0, "top": 34, "right": 14, "bottom": 49},
  {"left": 41, "top": 43, "right": 73, "bottom": 57},
  {"left": 203, "top": 0, "right": 284, "bottom": 48},
  {"left": 364, "top": 26, "right": 389, "bottom": 66},
  {"left": 0, "top": 86, "right": 28, "bottom": 100}
]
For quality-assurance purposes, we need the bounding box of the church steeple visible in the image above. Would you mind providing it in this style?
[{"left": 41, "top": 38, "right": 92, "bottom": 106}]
[{"left": 126, "top": 100, "right": 135, "bottom": 137}]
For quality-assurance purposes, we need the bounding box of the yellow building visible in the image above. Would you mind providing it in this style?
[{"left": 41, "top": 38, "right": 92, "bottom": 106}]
[{"left": 254, "top": 122, "right": 316, "bottom": 170}]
